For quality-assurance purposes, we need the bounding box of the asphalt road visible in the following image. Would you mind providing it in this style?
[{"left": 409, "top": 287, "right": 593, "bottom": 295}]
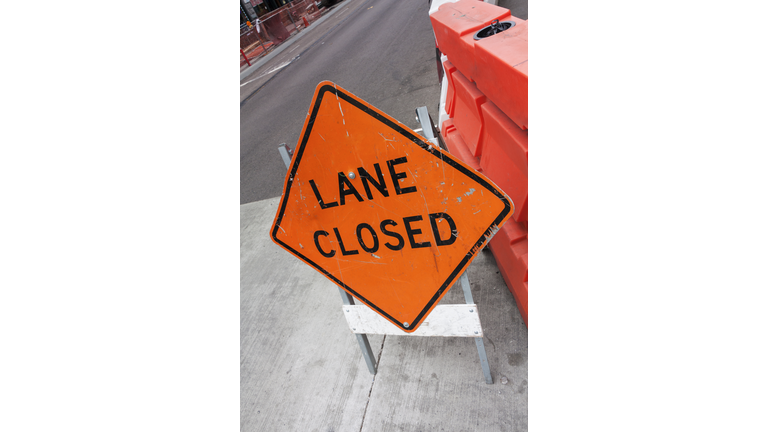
[{"left": 240, "top": 0, "right": 443, "bottom": 204}]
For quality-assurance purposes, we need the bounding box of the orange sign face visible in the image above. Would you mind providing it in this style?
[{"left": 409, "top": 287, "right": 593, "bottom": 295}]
[{"left": 271, "top": 82, "right": 512, "bottom": 332}]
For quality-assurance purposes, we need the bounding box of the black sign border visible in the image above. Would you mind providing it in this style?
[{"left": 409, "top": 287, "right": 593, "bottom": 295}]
[{"left": 271, "top": 83, "right": 511, "bottom": 332}]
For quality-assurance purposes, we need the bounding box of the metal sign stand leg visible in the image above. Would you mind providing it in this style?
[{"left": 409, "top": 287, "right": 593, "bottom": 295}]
[
  {"left": 338, "top": 288, "right": 377, "bottom": 374},
  {"left": 458, "top": 272, "right": 493, "bottom": 384}
]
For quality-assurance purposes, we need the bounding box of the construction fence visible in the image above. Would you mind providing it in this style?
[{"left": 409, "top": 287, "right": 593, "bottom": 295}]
[{"left": 241, "top": 0, "right": 325, "bottom": 68}]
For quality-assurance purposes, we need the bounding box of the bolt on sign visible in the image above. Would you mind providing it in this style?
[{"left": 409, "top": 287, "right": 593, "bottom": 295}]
[{"left": 271, "top": 81, "right": 513, "bottom": 333}]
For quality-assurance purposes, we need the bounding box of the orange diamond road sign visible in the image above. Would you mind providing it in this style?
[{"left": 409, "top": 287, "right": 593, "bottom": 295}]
[{"left": 271, "top": 81, "right": 513, "bottom": 333}]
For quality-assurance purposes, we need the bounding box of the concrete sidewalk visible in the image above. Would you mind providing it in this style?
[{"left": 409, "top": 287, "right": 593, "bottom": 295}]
[{"left": 241, "top": 197, "right": 528, "bottom": 431}]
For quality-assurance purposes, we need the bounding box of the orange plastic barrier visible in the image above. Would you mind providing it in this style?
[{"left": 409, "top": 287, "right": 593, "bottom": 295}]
[
  {"left": 479, "top": 102, "right": 527, "bottom": 222},
  {"left": 443, "top": 60, "right": 458, "bottom": 117},
  {"left": 431, "top": 0, "right": 528, "bottom": 130},
  {"left": 430, "top": 0, "right": 511, "bottom": 82},
  {"left": 474, "top": 21, "right": 528, "bottom": 130},
  {"left": 432, "top": 0, "right": 528, "bottom": 324},
  {"left": 488, "top": 221, "right": 528, "bottom": 325},
  {"left": 441, "top": 119, "right": 481, "bottom": 172}
]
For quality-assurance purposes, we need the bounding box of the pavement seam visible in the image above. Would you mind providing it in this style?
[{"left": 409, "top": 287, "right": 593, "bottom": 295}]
[
  {"left": 240, "top": 0, "right": 375, "bottom": 108},
  {"left": 358, "top": 334, "right": 386, "bottom": 432}
]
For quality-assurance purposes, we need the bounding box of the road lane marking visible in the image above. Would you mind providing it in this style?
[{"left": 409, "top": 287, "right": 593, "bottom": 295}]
[
  {"left": 240, "top": 59, "right": 296, "bottom": 87},
  {"left": 267, "top": 61, "right": 293, "bottom": 74}
]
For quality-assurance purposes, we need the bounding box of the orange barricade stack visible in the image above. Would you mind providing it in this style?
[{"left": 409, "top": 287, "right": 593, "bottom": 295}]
[{"left": 431, "top": 0, "right": 529, "bottom": 325}]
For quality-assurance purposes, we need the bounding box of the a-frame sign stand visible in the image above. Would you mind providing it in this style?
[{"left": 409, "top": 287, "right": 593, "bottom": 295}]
[{"left": 275, "top": 105, "right": 493, "bottom": 384}]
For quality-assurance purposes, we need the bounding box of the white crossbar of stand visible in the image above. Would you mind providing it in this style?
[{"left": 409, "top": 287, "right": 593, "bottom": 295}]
[{"left": 343, "top": 304, "right": 483, "bottom": 337}]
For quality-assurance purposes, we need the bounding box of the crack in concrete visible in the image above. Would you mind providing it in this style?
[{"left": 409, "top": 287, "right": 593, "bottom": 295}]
[{"left": 358, "top": 335, "right": 386, "bottom": 432}]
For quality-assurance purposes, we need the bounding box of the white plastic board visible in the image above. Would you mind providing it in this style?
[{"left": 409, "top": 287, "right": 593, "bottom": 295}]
[{"left": 342, "top": 304, "right": 483, "bottom": 337}]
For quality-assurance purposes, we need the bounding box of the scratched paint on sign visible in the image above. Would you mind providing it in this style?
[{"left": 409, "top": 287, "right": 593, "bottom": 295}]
[{"left": 271, "top": 81, "right": 512, "bottom": 332}]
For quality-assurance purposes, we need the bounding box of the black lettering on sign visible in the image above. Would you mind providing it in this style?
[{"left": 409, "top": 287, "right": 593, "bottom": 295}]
[
  {"left": 387, "top": 157, "right": 417, "bottom": 195},
  {"left": 338, "top": 172, "right": 364, "bottom": 206},
  {"left": 403, "top": 215, "right": 431, "bottom": 249},
  {"left": 313, "top": 230, "right": 336, "bottom": 258},
  {"left": 356, "top": 223, "right": 379, "bottom": 253},
  {"left": 380, "top": 219, "right": 404, "bottom": 251},
  {"left": 333, "top": 227, "right": 359, "bottom": 256},
  {"left": 357, "top": 163, "right": 389, "bottom": 200},
  {"left": 309, "top": 179, "right": 339, "bottom": 210},
  {"left": 429, "top": 212, "right": 458, "bottom": 246},
  {"left": 314, "top": 213, "right": 461, "bottom": 259}
]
